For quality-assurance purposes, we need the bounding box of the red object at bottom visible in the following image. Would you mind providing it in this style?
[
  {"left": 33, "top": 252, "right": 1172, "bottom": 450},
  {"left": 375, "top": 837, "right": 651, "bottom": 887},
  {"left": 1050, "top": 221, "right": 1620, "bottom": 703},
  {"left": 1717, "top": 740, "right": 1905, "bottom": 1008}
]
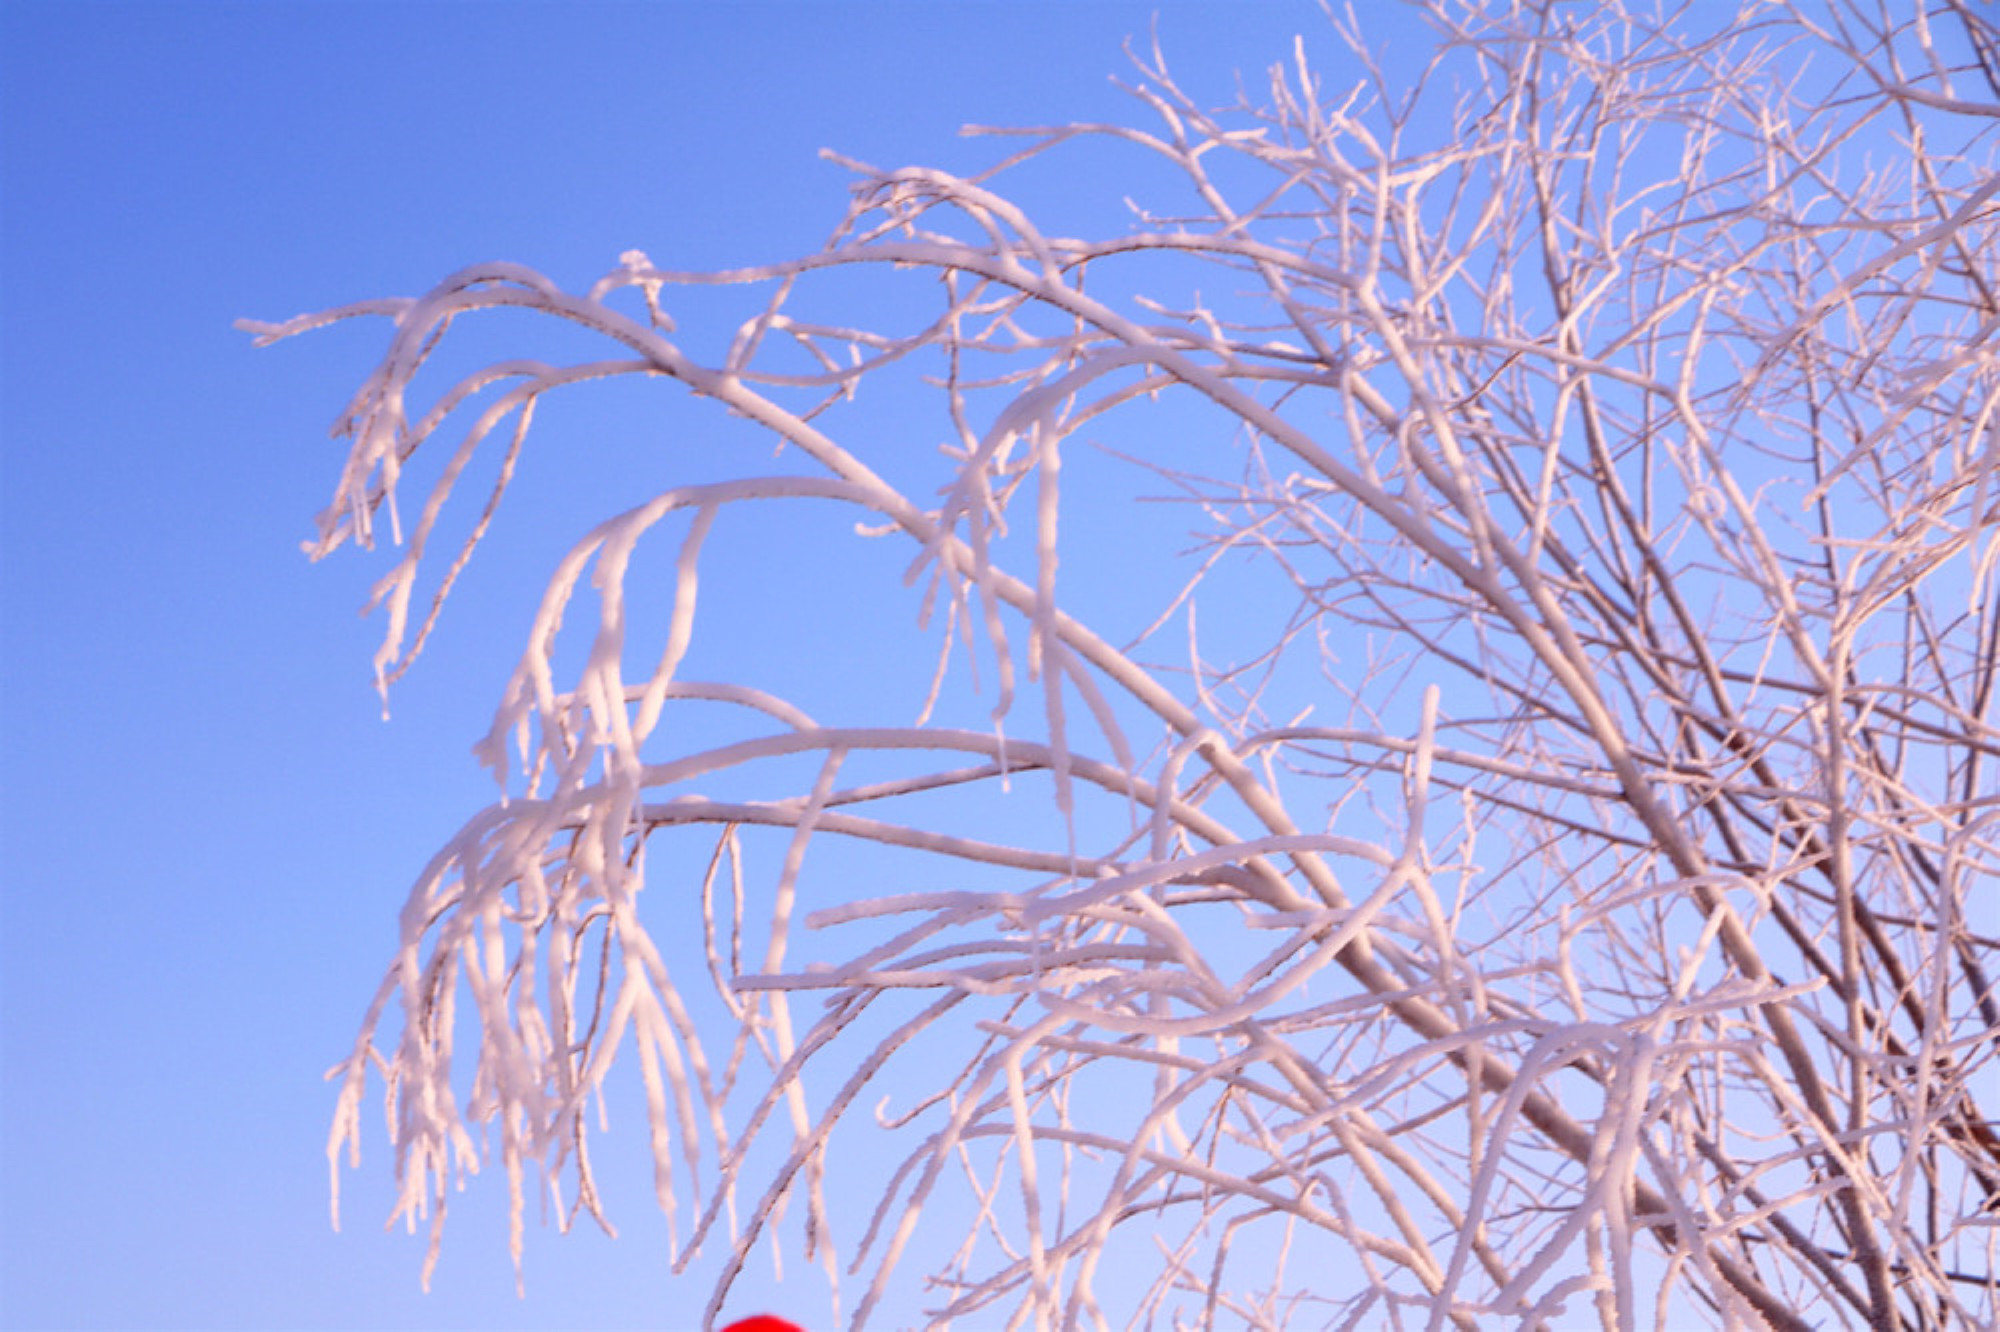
[{"left": 722, "top": 1318, "right": 804, "bottom": 1332}]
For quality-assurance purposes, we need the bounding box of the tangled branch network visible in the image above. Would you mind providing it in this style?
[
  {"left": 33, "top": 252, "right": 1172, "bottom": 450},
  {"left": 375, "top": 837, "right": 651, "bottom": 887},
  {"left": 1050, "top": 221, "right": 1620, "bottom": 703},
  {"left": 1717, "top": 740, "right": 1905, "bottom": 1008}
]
[{"left": 249, "top": 1, "right": 2000, "bottom": 1327}]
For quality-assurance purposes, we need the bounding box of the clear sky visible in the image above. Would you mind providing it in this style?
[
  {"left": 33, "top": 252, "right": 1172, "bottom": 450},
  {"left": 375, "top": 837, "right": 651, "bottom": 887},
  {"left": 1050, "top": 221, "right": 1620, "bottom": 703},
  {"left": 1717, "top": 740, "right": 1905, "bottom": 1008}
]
[{"left": 0, "top": 3, "right": 1434, "bottom": 1328}]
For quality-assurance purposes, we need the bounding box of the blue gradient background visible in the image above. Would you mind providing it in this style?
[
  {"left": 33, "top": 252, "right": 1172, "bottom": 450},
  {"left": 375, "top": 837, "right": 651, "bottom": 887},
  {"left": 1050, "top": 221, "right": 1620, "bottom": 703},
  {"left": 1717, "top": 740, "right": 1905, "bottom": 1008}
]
[{"left": 0, "top": 4, "right": 1433, "bottom": 1327}]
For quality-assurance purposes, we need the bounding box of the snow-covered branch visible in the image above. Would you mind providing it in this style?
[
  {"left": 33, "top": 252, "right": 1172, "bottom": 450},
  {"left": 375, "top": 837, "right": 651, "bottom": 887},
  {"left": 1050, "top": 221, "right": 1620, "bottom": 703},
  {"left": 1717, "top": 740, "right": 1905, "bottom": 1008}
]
[{"left": 260, "top": 2, "right": 2000, "bottom": 1326}]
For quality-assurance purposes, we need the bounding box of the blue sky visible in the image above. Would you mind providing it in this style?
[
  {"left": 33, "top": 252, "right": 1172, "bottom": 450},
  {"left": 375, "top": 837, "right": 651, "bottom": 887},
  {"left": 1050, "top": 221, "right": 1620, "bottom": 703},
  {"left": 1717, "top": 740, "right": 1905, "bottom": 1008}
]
[{"left": 0, "top": 3, "right": 1439, "bottom": 1328}]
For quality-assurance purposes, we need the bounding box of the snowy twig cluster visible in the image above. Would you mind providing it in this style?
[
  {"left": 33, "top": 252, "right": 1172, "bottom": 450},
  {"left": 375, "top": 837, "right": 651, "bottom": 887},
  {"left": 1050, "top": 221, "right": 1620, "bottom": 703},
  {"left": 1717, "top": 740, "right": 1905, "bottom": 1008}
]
[{"left": 252, "top": 1, "right": 2000, "bottom": 1326}]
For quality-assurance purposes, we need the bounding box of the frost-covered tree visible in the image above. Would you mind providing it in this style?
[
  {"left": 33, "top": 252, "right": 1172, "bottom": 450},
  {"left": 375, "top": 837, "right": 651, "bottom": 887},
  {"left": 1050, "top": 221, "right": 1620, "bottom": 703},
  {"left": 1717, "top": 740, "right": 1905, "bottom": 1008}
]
[{"left": 250, "top": 1, "right": 2000, "bottom": 1326}]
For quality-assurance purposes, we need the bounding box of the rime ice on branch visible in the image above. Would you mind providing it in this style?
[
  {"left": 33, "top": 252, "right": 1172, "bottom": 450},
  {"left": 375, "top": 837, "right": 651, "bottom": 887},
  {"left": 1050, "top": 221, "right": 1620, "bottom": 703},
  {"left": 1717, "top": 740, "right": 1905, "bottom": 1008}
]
[{"left": 251, "top": 2, "right": 2000, "bottom": 1327}]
